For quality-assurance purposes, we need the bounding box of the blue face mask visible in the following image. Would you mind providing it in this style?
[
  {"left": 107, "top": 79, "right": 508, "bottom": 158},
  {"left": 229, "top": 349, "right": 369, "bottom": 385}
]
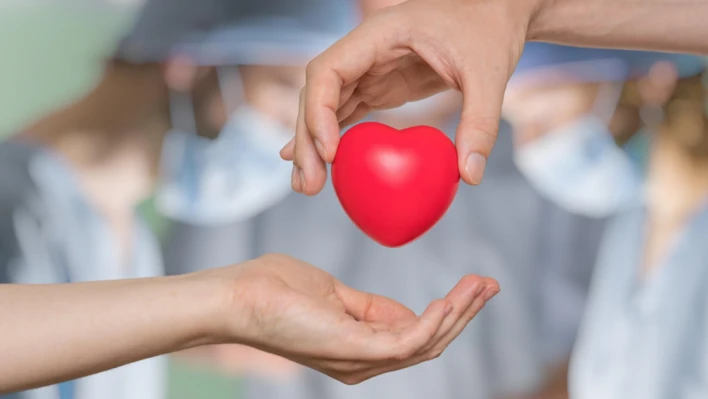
[
  {"left": 156, "top": 69, "right": 294, "bottom": 225},
  {"left": 514, "top": 83, "right": 642, "bottom": 218}
]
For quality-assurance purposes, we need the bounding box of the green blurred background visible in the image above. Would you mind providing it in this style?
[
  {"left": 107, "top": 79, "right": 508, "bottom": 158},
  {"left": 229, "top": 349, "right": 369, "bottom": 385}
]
[{"left": 0, "top": 2, "right": 240, "bottom": 398}]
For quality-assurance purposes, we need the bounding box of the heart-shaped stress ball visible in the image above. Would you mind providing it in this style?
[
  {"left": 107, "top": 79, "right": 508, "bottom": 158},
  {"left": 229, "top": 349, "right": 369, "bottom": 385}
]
[{"left": 332, "top": 122, "right": 460, "bottom": 247}]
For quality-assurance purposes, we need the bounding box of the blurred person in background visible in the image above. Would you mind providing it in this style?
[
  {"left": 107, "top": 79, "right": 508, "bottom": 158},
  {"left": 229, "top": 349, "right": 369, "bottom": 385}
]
[
  {"left": 504, "top": 44, "right": 708, "bottom": 399},
  {"left": 0, "top": 0, "right": 229, "bottom": 395},
  {"left": 160, "top": 4, "right": 605, "bottom": 399},
  {"left": 0, "top": 23, "right": 173, "bottom": 399}
]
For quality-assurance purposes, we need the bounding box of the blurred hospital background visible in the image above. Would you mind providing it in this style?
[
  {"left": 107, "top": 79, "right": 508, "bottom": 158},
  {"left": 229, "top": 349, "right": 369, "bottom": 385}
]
[
  {"left": 2, "top": 1, "right": 707, "bottom": 399},
  {"left": 0, "top": 1, "right": 227, "bottom": 398},
  {"left": 0, "top": 0, "right": 170, "bottom": 233}
]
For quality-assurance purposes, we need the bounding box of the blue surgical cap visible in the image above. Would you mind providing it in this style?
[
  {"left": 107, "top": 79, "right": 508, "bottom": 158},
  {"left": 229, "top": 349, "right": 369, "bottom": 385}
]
[
  {"left": 114, "top": 0, "right": 359, "bottom": 66},
  {"left": 511, "top": 43, "right": 706, "bottom": 85}
]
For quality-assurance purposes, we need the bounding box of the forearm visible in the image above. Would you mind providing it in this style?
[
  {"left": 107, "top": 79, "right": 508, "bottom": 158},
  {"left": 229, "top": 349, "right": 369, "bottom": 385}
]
[
  {"left": 0, "top": 275, "right": 224, "bottom": 393},
  {"left": 529, "top": 0, "right": 708, "bottom": 54}
]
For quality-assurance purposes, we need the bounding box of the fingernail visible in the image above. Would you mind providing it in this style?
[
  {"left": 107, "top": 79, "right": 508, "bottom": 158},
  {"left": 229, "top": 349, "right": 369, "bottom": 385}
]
[
  {"left": 444, "top": 302, "right": 454, "bottom": 316},
  {"left": 465, "top": 153, "right": 487, "bottom": 185},
  {"left": 291, "top": 166, "right": 301, "bottom": 191},
  {"left": 314, "top": 138, "right": 326, "bottom": 160},
  {"left": 299, "top": 168, "right": 307, "bottom": 192}
]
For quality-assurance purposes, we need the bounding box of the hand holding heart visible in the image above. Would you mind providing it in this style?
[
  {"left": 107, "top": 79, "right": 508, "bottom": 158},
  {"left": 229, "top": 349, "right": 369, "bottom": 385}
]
[{"left": 280, "top": 0, "right": 534, "bottom": 195}]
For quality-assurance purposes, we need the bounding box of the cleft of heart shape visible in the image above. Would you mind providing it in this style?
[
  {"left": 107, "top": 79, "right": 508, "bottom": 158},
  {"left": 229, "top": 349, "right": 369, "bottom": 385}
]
[{"left": 332, "top": 122, "right": 460, "bottom": 247}]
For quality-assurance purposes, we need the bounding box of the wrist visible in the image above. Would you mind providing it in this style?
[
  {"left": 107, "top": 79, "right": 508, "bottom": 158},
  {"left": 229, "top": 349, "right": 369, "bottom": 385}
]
[
  {"left": 182, "top": 260, "right": 262, "bottom": 347},
  {"left": 527, "top": 0, "right": 605, "bottom": 44},
  {"left": 525, "top": 0, "right": 559, "bottom": 42},
  {"left": 458, "top": 0, "right": 546, "bottom": 42},
  {"left": 170, "top": 273, "right": 235, "bottom": 349}
]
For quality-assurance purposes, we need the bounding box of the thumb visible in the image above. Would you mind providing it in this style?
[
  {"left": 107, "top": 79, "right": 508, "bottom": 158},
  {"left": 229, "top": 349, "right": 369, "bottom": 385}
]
[{"left": 454, "top": 71, "right": 507, "bottom": 185}]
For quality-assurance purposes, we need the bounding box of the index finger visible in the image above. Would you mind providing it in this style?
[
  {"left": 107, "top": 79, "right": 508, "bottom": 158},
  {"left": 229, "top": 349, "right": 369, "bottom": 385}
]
[{"left": 302, "top": 18, "right": 383, "bottom": 163}]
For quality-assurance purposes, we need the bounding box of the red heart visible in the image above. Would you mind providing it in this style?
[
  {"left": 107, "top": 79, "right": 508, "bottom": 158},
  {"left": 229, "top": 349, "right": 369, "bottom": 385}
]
[{"left": 332, "top": 122, "right": 460, "bottom": 247}]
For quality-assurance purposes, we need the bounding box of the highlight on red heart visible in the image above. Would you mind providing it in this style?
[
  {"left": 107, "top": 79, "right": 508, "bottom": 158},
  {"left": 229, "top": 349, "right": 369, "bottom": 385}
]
[{"left": 332, "top": 122, "right": 460, "bottom": 247}]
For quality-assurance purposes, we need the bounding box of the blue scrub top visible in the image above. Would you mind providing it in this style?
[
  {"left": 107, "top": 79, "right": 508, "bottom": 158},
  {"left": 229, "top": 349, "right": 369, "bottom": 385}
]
[{"left": 570, "top": 197, "right": 708, "bottom": 399}]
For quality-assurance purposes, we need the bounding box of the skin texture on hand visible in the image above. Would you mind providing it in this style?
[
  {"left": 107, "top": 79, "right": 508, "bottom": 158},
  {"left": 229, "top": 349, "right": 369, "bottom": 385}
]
[
  {"left": 0, "top": 254, "right": 498, "bottom": 393},
  {"left": 205, "top": 254, "right": 499, "bottom": 385},
  {"left": 283, "top": 0, "right": 708, "bottom": 195}
]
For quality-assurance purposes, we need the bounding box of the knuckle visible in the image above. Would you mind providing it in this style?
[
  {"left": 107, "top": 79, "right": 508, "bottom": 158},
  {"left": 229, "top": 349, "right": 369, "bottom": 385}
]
[
  {"left": 304, "top": 113, "right": 321, "bottom": 136},
  {"left": 355, "top": 86, "right": 396, "bottom": 109},
  {"left": 305, "top": 58, "right": 324, "bottom": 80},
  {"left": 464, "top": 116, "right": 500, "bottom": 154}
]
